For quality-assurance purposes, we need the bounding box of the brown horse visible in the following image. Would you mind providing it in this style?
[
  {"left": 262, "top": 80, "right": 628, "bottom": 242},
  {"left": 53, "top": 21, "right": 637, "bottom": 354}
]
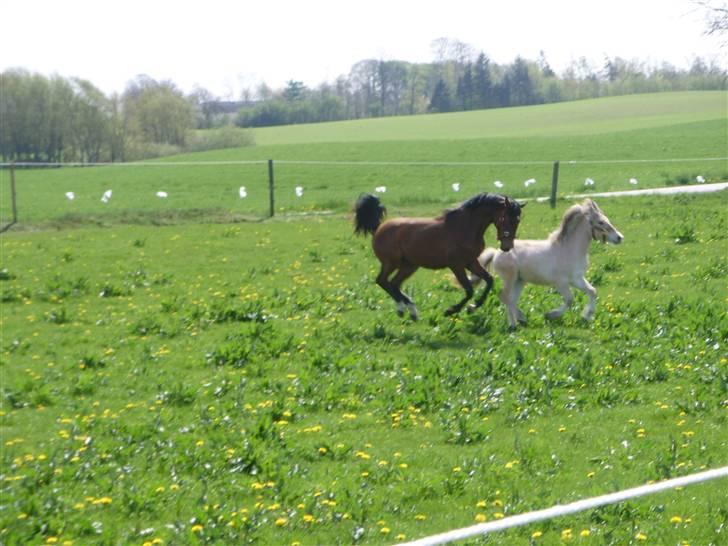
[{"left": 354, "top": 192, "right": 524, "bottom": 320}]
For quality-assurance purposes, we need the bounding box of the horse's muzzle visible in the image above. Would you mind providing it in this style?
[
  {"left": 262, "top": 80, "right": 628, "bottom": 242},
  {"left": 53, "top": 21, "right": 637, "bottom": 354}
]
[{"left": 500, "top": 240, "right": 514, "bottom": 252}]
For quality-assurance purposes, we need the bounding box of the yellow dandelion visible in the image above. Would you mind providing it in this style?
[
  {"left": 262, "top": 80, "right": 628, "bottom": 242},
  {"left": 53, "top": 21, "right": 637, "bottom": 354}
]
[
  {"left": 191, "top": 524, "right": 203, "bottom": 533},
  {"left": 580, "top": 529, "right": 591, "bottom": 537},
  {"left": 415, "top": 514, "right": 426, "bottom": 521},
  {"left": 635, "top": 532, "right": 647, "bottom": 541},
  {"left": 380, "top": 527, "right": 390, "bottom": 534},
  {"left": 561, "top": 528, "right": 573, "bottom": 539},
  {"left": 474, "top": 513, "right": 487, "bottom": 522},
  {"left": 275, "top": 517, "right": 288, "bottom": 526},
  {"left": 670, "top": 516, "right": 683, "bottom": 524},
  {"left": 531, "top": 530, "right": 543, "bottom": 538}
]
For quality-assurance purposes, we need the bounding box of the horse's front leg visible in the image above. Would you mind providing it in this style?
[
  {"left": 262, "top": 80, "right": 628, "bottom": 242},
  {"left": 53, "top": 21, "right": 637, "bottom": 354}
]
[
  {"left": 545, "top": 283, "right": 574, "bottom": 320},
  {"left": 445, "top": 267, "right": 474, "bottom": 316},
  {"left": 573, "top": 277, "right": 597, "bottom": 320},
  {"left": 511, "top": 279, "right": 527, "bottom": 325},
  {"left": 466, "top": 260, "right": 494, "bottom": 312},
  {"left": 498, "top": 273, "right": 519, "bottom": 329}
]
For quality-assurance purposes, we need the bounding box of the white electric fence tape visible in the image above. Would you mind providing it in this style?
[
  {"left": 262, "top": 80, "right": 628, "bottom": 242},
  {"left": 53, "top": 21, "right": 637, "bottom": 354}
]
[{"left": 400, "top": 466, "right": 728, "bottom": 546}]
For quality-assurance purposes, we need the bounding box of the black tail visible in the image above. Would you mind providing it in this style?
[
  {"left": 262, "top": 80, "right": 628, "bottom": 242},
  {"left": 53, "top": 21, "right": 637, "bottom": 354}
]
[{"left": 354, "top": 193, "right": 386, "bottom": 236}]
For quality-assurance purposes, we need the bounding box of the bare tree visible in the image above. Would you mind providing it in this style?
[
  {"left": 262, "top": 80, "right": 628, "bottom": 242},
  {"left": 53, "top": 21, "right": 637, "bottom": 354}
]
[{"left": 693, "top": 1, "right": 728, "bottom": 45}]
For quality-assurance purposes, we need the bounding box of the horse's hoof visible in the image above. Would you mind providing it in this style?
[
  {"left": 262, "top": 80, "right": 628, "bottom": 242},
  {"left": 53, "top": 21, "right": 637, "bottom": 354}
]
[
  {"left": 466, "top": 304, "right": 477, "bottom": 314},
  {"left": 396, "top": 309, "right": 405, "bottom": 318},
  {"left": 444, "top": 308, "right": 456, "bottom": 317}
]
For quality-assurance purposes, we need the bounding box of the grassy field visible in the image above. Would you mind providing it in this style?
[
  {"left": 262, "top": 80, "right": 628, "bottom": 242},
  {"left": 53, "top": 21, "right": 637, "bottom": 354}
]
[
  {"left": 1, "top": 189, "right": 727, "bottom": 545},
  {"left": 1, "top": 92, "right": 726, "bottom": 227},
  {"left": 250, "top": 91, "right": 727, "bottom": 145}
]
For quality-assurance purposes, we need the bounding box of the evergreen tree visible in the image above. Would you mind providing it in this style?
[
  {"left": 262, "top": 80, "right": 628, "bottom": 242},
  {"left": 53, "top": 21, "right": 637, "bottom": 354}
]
[
  {"left": 428, "top": 79, "right": 452, "bottom": 113},
  {"left": 473, "top": 52, "right": 493, "bottom": 109},
  {"left": 508, "top": 57, "right": 536, "bottom": 106},
  {"left": 456, "top": 64, "right": 474, "bottom": 110}
]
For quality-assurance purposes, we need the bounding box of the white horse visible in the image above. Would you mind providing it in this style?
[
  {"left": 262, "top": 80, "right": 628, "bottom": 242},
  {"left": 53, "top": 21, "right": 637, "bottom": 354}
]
[{"left": 478, "top": 199, "right": 623, "bottom": 328}]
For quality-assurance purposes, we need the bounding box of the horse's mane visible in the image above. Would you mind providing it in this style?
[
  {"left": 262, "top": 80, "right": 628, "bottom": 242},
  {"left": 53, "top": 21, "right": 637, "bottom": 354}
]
[
  {"left": 441, "top": 193, "right": 505, "bottom": 222},
  {"left": 549, "top": 203, "right": 587, "bottom": 243}
]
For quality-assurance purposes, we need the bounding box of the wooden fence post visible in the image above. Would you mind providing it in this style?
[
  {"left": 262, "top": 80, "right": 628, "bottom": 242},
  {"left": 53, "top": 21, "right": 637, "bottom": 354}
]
[
  {"left": 550, "top": 160, "right": 559, "bottom": 209},
  {"left": 268, "top": 159, "right": 275, "bottom": 218},
  {"left": 1, "top": 162, "right": 18, "bottom": 233}
]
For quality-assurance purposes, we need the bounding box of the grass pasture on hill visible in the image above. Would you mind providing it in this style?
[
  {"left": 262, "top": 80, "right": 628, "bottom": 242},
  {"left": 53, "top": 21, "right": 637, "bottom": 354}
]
[
  {"left": 1, "top": 190, "right": 727, "bottom": 545},
  {"left": 1, "top": 91, "right": 726, "bottom": 227}
]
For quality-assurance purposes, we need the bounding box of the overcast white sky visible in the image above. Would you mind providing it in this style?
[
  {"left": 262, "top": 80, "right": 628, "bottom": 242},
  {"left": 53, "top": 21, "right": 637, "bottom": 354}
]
[{"left": 2, "top": 0, "right": 724, "bottom": 99}]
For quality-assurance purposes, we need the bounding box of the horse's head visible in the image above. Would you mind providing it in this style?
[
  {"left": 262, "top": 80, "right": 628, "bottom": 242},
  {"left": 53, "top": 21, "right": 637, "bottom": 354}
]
[
  {"left": 494, "top": 197, "right": 525, "bottom": 251},
  {"left": 584, "top": 199, "right": 623, "bottom": 244}
]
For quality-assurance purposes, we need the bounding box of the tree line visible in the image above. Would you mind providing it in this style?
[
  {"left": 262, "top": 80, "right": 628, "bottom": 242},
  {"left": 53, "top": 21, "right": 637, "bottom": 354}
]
[
  {"left": 1, "top": 40, "right": 726, "bottom": 162},
  {"left": 0, "top": 72, "right": 252, "bottom": 162},
  {"left": 235, "top": 45, "right": 726, "bottom": 127}
]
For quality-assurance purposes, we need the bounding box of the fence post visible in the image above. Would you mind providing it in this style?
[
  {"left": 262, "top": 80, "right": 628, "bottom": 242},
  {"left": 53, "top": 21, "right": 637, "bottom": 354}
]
[
  {"left": 10, "top": 162, "right": 17, "bottom": 224},
  {"left": 268, "top": 159, "right": 275, "bottom": 218},
  {"left": 1, "top": 162, "right": 18, "bottom": 233},
  {"left": 550, "top": 160, "right": 559, "bottom": 209}
]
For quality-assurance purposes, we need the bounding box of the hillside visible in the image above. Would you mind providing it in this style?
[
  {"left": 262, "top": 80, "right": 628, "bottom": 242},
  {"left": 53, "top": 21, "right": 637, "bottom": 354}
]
[{"left": 248, "top": 91, "right": 727, "bottom": 146}]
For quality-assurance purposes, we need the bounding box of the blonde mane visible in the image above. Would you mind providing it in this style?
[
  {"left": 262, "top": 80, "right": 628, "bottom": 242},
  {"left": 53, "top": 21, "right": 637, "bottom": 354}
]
[{"left": 548, "top": 203, "right": 587, "bottom": 244}]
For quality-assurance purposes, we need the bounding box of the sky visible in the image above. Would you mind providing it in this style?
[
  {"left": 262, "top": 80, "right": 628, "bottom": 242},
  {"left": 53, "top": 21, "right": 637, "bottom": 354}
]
[{"left": 2, "top": 0, "right": 724, "bottom": 99}]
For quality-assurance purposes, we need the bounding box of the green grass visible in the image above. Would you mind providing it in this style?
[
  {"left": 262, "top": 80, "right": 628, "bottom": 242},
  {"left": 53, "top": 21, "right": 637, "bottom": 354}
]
[
  {"left": 250, "top": 91, "right": 727, "bottom": 145},
  {"left": 1, "top": 193, "right": 727, "bottom": 545},
  {"left": 1, "top": 92, "right": 726, "bottom": 227}
]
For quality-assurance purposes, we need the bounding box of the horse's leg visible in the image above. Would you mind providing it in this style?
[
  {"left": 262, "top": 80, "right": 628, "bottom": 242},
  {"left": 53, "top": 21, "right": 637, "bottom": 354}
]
[
  {"left": 376, "top": 264, "right": 404, "bottom": 316},
  {"left": 389, "top": 264, "right": 419, "bottom": 320},
  {"left": 574, "top": 277, "right": 597, "bottom": 320},
  {"left": 511, "top": 279, "right": 527, "bottom": 324},
  {"left": 446, "top": 267, "right": 474, "bottom": 316},
  {"left": 545, "top": 283, "right": 574, "bottom": 320},
  {"left": 498, "top": 271, "right": 518, "bottom": 329},
  {"left": 466, "top": 261, "right": 494, "bottom": 311}
]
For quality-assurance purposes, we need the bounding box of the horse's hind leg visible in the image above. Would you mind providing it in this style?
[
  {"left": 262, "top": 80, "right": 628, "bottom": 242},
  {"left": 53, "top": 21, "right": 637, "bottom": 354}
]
[
  {"left": 389, "top": 264, "right": 419, "bottom": 320},
  {"left": 545, "top": 283, "right": 574, "bottom": 320},
  {"left": 573, "top": 277, "right": 597, "bottom": 320},
  {"left": 467, "top": 261, "right": 494, "bottom": 311},
  {"left": 376, "top": 264, "right": 403, "bottom": 315},
  {"left": 446, "top": 267, "right": 474, "bottom": 316}
]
